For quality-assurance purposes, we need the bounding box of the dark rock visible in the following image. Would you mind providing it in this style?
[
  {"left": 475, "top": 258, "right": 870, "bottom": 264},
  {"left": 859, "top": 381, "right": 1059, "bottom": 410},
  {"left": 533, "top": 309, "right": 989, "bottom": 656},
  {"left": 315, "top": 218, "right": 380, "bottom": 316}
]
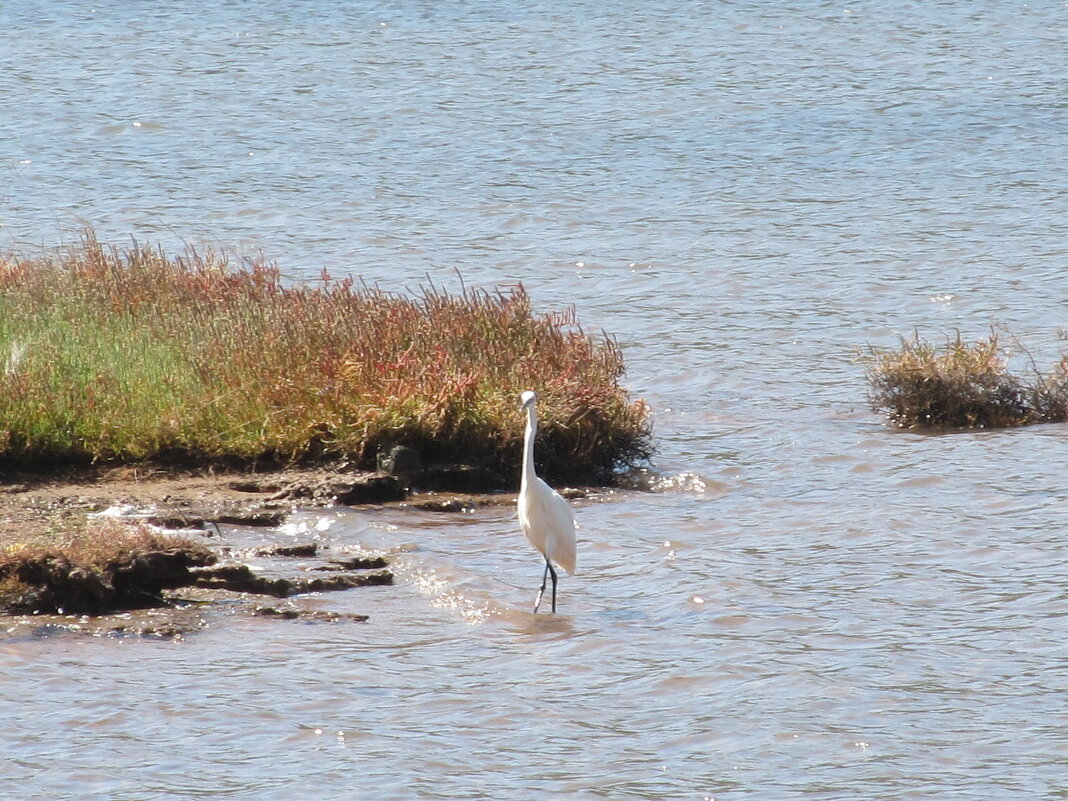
[
  {"left": 334, "top": 474, "right": 406, "bottom": 505},
  {"left": 376, "top": 445, "right": 423, "bottom": 478},
  {"left": 256, "top": 543, "right": 318, "bottom": 558},
  {"left": 415, "top": 464, "right": 506, "bottom": 493},
  {"left": 191, "top": 564, "right": 393, "bottom": 597},
  {"left": 251, "top": 605, "right": 369, "bottom": 623},
  {"left": 191, "top": 564, "right": 290, "bottom": 596},
  {"left": 253, "top": 605, "right": 300, "bottom": 619},
  {"left": 298, "top": 571, "right": 393, "bottom": 592},
  {"left": 315, "top": 555, "right": 389, "bottom": 571},
  {"left": 145, "top": 507, "right": 286, "bottom": 530},
  {"left": 110, "top": 549, "right": 214, "bottom": 601},
  {"left": 213, "top": 510, "right": 286, "bottom": 528}
]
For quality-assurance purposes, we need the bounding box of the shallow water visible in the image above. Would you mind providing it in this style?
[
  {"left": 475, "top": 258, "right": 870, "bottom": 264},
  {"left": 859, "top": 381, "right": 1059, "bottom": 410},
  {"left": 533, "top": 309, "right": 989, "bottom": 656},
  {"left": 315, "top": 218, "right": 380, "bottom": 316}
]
[{"left": 2, "top": 1, "right": 1068, "bottom": 798}]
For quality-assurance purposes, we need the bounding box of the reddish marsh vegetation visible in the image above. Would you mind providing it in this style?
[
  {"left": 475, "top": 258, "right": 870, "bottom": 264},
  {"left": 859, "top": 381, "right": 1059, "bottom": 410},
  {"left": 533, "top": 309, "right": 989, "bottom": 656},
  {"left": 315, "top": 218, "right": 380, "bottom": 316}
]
[{"left": 0, "top": 233, "right": 650, "bottom": 482}]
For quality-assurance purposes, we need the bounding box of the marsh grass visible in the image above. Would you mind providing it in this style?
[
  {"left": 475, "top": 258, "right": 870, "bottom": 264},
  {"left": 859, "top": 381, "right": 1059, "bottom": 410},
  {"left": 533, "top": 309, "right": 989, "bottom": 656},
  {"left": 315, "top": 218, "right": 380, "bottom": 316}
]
[
  {"left": 0, "top": 232, "right": 651, "bottom": 481},
  {"left": 865, "top": 331, "right": 1068, "bottom": 429}
]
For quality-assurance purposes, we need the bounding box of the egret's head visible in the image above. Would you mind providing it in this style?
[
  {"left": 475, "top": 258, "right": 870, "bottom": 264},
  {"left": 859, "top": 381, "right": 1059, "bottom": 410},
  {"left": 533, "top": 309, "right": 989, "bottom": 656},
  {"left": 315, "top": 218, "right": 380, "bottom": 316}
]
[{"left": 520, "top": 390, "right": 537, "bottom": 411}]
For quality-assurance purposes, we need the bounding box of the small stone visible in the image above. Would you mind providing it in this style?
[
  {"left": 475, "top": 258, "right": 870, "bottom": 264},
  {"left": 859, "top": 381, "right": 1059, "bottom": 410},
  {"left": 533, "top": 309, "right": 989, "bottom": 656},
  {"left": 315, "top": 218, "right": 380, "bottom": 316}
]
[
  {"left": 256, "top": 543, "right": 318, "bottom": 558},
  {"left": 334, "top": 474, "right": 406, "bottom": 505},
  {"left": 323, "top": 555, "right": 389, "bottom": 570},
  {"left": 376, "top": 445, "right": 423, "bottom": 477},
  {"left": 251, "top": 605, "right": 300, "bottom": 620},
  {"left": 416, "top": 465, "right": 505, "bottom": 492}
]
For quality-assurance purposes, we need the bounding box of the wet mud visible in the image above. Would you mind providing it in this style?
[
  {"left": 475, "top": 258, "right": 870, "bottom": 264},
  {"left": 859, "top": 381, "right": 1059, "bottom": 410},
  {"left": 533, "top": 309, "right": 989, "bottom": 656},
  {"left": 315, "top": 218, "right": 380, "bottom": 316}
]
[{"left": 0, "top": 463, "right": 542, "bottom": 638}]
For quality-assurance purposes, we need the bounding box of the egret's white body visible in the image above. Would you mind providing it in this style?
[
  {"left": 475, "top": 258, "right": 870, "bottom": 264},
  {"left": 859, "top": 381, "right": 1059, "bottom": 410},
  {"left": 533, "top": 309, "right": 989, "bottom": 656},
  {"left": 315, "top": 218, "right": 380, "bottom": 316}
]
[{"left": 518, "top": 390, "right": 576, "bottom": 613}]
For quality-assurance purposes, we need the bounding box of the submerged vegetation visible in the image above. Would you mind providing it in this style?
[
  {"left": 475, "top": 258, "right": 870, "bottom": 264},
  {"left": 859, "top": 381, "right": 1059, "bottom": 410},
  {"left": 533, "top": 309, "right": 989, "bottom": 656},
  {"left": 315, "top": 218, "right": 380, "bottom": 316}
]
[
  {"left": 0, "top": 232, "right": 650, "bottom": 482},
  {"left": 865, "top": 331, "right": 1068, "bottom": 429}
]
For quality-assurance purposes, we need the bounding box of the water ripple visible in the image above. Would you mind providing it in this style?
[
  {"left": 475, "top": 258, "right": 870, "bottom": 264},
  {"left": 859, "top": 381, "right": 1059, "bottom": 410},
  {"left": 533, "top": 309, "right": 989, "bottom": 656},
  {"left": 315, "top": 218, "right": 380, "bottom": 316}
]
[{"left": 3, "top": 0, "right": 1068, "bottom": 798}]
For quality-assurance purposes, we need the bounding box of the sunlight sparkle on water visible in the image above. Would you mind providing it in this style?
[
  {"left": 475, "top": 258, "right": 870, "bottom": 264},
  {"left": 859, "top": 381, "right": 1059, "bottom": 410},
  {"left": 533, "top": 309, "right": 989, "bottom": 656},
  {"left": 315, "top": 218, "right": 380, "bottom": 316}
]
[
  {"left": 405, "top": 566, "right": 491, "bottom": 624},
  {"left": 651, "top": 472, "right": 708, "bottom": 494}
]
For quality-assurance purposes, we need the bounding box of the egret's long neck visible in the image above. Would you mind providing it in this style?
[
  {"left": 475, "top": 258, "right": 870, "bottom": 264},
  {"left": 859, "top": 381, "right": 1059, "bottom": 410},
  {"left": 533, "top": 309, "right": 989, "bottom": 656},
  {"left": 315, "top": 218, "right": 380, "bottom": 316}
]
[{"left": 521, "top": 405, "right": 537, "bottom": 488}]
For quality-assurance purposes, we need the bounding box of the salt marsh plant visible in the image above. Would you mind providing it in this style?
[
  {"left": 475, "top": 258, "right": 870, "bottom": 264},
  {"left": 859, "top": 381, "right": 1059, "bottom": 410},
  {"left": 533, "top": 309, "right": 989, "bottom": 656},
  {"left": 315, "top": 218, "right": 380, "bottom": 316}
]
[
  {"left": 865, "top": 331, "right": 1068, "bottom": 429},
  {"left": 0, "top": 232, "right": 651, "bottom": 482}
]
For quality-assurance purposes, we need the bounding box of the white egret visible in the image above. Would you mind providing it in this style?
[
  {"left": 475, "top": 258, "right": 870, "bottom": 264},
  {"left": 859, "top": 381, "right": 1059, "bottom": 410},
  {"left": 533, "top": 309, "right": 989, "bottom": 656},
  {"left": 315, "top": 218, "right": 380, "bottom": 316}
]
[{"left": 517, "top": 390, "right": 577, "bottom": 613}]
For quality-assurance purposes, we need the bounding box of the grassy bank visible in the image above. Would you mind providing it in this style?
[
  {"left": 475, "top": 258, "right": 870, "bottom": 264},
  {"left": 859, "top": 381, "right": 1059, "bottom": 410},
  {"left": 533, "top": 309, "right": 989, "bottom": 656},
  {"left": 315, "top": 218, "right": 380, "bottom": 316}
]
[
  {"left": 0, "top": 233, "right": 650, "bottom": 482},
  {"left": 865, "top": 331, "right": 1068, "bottom": 429}
]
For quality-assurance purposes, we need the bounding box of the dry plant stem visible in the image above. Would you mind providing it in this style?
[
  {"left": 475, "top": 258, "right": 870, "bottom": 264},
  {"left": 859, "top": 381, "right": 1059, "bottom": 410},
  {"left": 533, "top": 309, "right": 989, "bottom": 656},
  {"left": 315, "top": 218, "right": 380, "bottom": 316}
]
[{"left": 0, "top": 231, "right": 651, "bottom": 482}]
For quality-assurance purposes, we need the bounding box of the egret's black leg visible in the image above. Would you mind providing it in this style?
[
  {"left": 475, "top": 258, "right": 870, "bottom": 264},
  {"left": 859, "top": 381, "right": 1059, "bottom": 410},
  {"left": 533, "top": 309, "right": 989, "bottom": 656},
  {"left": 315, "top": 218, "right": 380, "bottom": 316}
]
[
  {"left": 533, "top": 558, "right": 551, "bottom": 613},
  {"left": 548, "top": 561, "right": 559, "bottom": 613}
]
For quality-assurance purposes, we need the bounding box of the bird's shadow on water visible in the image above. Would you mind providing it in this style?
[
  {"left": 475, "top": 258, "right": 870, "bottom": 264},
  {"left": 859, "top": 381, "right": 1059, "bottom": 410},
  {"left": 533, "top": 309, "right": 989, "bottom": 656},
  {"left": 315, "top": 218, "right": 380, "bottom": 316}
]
[
  {"left": 497, "top": 604, "right": 649, "bottom": 639},
  {"left": 497, "top": 608, "right": 579, "bottom": 638}
]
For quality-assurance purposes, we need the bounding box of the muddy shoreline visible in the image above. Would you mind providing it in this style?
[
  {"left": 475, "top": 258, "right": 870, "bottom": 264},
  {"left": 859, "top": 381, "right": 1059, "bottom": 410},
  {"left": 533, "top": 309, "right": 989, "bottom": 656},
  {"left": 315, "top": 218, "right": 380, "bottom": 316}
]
[
  {"left": 0, "top": 463, "right": 537, "bottom": 638},
  {"left": 0, "top": 461, "right": 526, "bottom": 541}
]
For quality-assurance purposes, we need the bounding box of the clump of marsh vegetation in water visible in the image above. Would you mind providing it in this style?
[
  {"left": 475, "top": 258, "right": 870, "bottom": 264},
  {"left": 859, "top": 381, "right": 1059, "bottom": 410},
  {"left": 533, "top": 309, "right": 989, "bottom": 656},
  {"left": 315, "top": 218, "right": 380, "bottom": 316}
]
[
  {"left": 864, "top": 330, "right": 1068, "bottom": 429},
  {"left": 0, "top": 231, "right": 651, "bottom": 482},
  {"left": 0, "top": 519, "right": 215, "bottom": 615}
]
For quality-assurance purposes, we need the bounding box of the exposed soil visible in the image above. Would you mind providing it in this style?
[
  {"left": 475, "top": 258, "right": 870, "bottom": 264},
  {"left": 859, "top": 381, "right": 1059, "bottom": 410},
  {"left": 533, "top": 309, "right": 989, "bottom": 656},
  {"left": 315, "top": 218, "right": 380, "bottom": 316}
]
[
  {"left": 0, "top": 464, "right": 404, "bottom": 635},
  {"left": 1, "top": 543, "right": 217, "bottom": 616},
  {"left": 0, "top": 460, "right": 545, "bottom": 539},
  {"left": 0, "top": 464, "right": 408, "bottom": 544},
  {"left": 0, "top": 462, "right": 547, "bottom": 637},
  {"left": 189, "top": 562, "right": 394, "bottom": 597}
]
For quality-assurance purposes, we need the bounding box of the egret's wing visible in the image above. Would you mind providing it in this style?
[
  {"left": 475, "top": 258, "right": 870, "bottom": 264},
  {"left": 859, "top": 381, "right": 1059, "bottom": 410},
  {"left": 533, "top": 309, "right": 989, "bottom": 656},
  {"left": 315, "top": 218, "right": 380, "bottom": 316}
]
[
  {"left": 518, "top": 478, "right": 577, "bottom": 574},
  {"left": 540, "top": 485, "right": 577, "bottom": 575}
]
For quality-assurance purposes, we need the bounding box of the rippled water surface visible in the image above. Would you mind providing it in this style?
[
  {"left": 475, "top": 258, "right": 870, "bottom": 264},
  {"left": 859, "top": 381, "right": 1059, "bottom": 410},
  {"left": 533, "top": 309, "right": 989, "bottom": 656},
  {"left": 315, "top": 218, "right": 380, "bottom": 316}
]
[{"left": 3, "top": 1, "right": 1068, "bottom": 799}]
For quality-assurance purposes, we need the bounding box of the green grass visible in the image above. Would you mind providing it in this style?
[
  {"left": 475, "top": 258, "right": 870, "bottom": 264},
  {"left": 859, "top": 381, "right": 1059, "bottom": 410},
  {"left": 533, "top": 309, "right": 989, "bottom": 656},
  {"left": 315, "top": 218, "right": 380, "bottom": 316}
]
[
  {"left": 0, "top": 232, "right": 651, "bottom": 482},
  {"left": 864, "top": 330, "right": 1068, "bottom": 429}
]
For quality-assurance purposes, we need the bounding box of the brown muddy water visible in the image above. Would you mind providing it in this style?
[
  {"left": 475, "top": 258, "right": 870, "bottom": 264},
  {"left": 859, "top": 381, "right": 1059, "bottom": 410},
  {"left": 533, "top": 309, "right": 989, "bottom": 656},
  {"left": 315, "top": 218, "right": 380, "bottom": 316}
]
[{"left": 2, "top": 1, "right": 1068, "bottom": 799}]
